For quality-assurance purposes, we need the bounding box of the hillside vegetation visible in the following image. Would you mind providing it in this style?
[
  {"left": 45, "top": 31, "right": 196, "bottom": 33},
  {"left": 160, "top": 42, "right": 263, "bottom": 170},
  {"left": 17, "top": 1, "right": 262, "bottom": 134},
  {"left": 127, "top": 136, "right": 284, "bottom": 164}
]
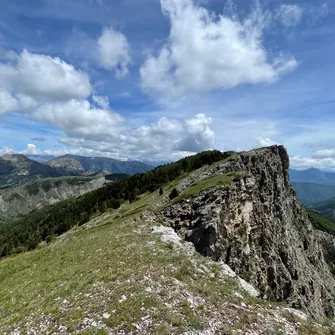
[
  {"left": 309, "top": 197, "right": 335, "bottom": 221},
  {"left": 292, "top": 182, "right": 335, "bottom": 204},
  {"left": 1, "top": 150, "right": 334, "bottom": 334},
  {"left": 0, "top": 150, "right": 231, "bottom": 258},
  {"left": 290, "top": 168, "right": 335, "bottom": 185}
]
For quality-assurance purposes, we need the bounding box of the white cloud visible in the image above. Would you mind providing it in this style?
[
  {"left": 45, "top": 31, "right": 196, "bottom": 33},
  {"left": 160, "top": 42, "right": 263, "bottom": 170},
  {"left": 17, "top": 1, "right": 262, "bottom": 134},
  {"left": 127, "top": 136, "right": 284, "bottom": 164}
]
[
  {"left": 256, "top": 136, "right": 277, "bottom": 147},
  {"left": 0, "top": 45, "right": 216, "bottom": 161},
  {"left": 92, "top": 94, "right": 110, "bottom": 110},
  {"left": 97, "top": 27, "right": 131, "bottom": 78},
  {"left": 290, "top": 156, "right": 335, "bottom": 170},
  {"left": 140, "top": 0, "right": 298, "bottom": 98},
  {"left": 0, "top": 49, "right": 92, "bottom": 105},
  {"left": 278, "top": 5, "right": 304, "bottom": 27},
  {"left": 59, "top": 113, "right": 215, "bottom": 161},
  {"left": 24, "top": 143, "right": 41, "bottom": 155},
  {"left": 0, "top": 89, "right": 18, "bottom": 115},
  {"left": 32, "top": 99, "right": 126, "bottom": 141},
  {"left": 0, "top": 146, "right": 15, "bottom": 156},
  {"left": 176, "top": 114, "right": 215, "bottom": 152},
  {"left": 312, "top": 149, "right": 335, "bottom": 159}
]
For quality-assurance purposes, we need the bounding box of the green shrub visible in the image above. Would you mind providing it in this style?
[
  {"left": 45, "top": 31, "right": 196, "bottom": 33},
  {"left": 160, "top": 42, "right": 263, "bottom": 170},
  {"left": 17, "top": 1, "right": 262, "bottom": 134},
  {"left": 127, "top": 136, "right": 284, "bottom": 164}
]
[{"left": 169, "top": 188, "right": 179, "bottom": 200}]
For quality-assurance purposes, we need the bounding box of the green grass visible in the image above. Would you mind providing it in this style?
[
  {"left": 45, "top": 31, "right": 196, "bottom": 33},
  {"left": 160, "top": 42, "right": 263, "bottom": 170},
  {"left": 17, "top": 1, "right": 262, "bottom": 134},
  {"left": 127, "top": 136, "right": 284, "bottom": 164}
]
[
  {"left": 0, "top": 159, "right": 333, "bottom": 334},
  {"left": 307, "top": 209, "right": 335, "bottom": 236},
  {"left": 0, "top": 212, "right": 239, "bottom": 334},
  {"left": 172, "top": 172, "right": 240, "bottom": 203}
]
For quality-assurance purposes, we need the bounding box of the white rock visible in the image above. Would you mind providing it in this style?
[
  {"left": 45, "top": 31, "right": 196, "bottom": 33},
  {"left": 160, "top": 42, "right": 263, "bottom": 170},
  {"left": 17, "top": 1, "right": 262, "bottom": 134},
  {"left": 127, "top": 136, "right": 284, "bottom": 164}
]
[
  {"left": 233, "top": 292, "right": 244, "bottom": 299},
  {"left": 119, "top": 295, "right": 127, "bottom": 303},
  {"left": 103, "top": 313, "right": 111, "bottom": 319},
  {"left": 152, "top": 226, "right": 182, "bottom": 245},
  {"left": 283, "top": 308, "right": 308, "bottom": 321},
  {"left": 238, "top": 278, "right": 260, "bottom": 298}
]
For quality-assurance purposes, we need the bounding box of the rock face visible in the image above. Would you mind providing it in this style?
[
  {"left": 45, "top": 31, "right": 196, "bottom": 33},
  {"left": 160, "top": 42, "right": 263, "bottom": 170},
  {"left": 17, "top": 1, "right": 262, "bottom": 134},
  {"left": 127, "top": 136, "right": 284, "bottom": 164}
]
[
  {"left": 162, "top": 145, "right": 335, "bottom": 318},
  {"left": 0, "top": 177, "right": 109, "bottom": 222},
  {"left": 46, "top": 157, "right": 85, "bottom": 174},
  {"left": 0, "top": 154, "right": 72, "bottom": 189}
]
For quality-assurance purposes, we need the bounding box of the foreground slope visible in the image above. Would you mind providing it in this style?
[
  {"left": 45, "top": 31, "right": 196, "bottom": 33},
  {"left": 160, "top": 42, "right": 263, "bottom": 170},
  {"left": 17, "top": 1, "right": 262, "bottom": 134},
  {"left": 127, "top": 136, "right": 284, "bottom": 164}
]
[
  {"left": 1, "top": 146, "right": 335, "bottom": 334},
  {"left": 0, "top": 196, "right": 333, "bottom": 334}
]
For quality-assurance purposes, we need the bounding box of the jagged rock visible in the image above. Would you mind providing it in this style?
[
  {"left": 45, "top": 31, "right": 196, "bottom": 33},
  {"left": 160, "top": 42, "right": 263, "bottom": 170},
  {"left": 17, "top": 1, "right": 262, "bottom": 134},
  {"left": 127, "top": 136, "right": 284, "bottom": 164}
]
[{"left": 162, "top": 145, "right": 335, "bottom": 318}]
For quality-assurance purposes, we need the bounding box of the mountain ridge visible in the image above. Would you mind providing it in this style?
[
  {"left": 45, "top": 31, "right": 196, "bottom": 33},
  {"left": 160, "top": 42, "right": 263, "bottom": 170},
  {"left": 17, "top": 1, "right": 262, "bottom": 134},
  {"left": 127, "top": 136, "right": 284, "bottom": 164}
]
[
  {"left": 0, "top": 154, "right": 73, "bottom": 189},
  {"left": 47, "top": 154, "right": 153, "bottom": 176},
  {"left": 1, "top": 146, "right": 335, "bottom": 333},
  {"left": 290, "top": 167, "right": 335, "bottom": 185}
]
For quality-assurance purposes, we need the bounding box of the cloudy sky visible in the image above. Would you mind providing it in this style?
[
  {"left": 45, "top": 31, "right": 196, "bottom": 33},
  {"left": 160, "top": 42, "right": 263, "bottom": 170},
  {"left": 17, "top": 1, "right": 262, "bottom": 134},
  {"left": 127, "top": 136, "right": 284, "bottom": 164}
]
[{"left": 0, "top": 0, "right": 335, "bottom": 168}]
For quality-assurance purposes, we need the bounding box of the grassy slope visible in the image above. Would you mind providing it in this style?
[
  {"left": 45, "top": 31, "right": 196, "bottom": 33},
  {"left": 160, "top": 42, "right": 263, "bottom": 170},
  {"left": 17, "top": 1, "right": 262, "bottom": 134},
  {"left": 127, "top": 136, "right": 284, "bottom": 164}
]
[
  {"left": 310, "top": 197, "right": 335, "bottom": 222},
  {"left": 292, "top": 182, "right": 335, "bottom": 204},
  {"left": 1, "top": 199, "right": 332, "bottom": 334},
  {"left": 307, "top": 209, "right": 335, "bottom": 236},
  {"left": 0, "top": 164, "right": 334, "bottom": 334}
]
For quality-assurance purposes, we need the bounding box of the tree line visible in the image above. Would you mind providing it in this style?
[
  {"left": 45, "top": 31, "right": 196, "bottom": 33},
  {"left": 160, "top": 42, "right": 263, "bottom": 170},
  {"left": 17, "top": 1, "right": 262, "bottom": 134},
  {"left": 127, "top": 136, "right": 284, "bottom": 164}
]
[{"left": 0, "top": 150, "right": 232, "bottom": 258}]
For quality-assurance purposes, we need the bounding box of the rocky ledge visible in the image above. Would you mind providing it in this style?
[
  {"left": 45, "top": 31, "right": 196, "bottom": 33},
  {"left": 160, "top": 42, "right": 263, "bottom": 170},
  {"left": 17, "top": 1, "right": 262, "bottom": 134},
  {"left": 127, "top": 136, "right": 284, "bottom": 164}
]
[{"left": 161, "top": 145, "right": 335, "bottom": 318}]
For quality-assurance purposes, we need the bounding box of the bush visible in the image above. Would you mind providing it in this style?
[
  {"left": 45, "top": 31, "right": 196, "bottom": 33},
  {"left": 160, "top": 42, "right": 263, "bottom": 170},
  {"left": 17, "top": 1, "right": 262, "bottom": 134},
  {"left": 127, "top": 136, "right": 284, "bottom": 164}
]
[
  {"left": 159, "top": 187, "right": 164, "bottom": 195},
  {"left": 169, "top": 188, "right": 179, "bottom": 200}
]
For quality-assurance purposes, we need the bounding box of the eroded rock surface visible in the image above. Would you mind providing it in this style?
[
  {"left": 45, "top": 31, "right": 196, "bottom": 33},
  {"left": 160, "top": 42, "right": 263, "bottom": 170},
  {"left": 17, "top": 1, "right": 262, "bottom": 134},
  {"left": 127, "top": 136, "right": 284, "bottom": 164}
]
[{"left": 162, "top": 145, "right": 335, "bottom": 318}]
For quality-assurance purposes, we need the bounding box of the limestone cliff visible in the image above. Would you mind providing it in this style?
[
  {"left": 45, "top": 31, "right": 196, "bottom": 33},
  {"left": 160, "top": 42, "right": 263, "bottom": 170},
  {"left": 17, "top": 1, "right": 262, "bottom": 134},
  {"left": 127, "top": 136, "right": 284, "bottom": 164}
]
[{"left": 161, "top": 145, "right": 335, "bottom": 318}]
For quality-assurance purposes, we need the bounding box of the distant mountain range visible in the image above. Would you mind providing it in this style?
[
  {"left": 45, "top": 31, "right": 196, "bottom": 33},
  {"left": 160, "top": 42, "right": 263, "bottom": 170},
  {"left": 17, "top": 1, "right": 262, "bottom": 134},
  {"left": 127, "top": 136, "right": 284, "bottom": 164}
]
[
  {"left": 289, "top": 167, "right": 335, "bottom": 185},
  {"left": 47, "top": 154, "right": 153, "bottom": 175},
  {"left": 290, "top": 168, "right": 335, "bottom": 222},
  {"left": 0, "top": 154, "right": 69, "bottom": 189},
  {"left": 291, "top": 182, "right": 335, "bottom": 204},
  {"left": 0, "top": 154, "right": 153, "bottom": 189}
]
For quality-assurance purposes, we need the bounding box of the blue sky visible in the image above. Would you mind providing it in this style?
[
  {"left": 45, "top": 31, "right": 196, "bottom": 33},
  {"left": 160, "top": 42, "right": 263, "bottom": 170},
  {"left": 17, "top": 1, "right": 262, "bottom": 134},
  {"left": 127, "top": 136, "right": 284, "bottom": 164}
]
[{"left": 0, "top": 0, "right": 335, "bottom": 168}]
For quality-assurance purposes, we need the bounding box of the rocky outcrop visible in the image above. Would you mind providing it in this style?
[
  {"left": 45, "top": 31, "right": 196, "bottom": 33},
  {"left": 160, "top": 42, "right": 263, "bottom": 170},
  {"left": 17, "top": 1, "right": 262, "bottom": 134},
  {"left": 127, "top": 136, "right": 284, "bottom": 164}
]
[
  {"left": 161, "top": 145, "right": 335, "bottom": 318},
  {"left": 46, "top": 157, "right": 85, "bottom": 174},
  {"left": 0, "top": 177, "right": 109, "bottom": 222}
]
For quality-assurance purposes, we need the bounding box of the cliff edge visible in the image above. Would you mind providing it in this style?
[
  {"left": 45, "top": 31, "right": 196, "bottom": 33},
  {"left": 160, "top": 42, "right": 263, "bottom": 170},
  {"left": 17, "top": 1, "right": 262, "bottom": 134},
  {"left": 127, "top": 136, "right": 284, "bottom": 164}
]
[{"left": 162, "top": 145, "right": 335, "bottom": 318}]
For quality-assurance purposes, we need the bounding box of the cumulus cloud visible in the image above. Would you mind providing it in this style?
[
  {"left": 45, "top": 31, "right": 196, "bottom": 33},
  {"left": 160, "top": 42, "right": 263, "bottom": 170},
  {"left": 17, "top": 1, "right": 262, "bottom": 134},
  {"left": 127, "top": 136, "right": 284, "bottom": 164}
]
[
  {"left": 0, "top": 146, "right": 15, "bottom": 156},
  {"left": 256, "top": 136, "right": 277, "bottom": 147},
  {"left": 98, "top": 27, "right": 131, "bottom": 78},
  {"left": 290, "top": 156, "right": 335, "bottom": 170},
  {"left": 0, "top": 44, "right": 215, "bottom": 161},
  {"left": 32, "top": 99, "right": 126, "bottom": 141},
  {"left": 59, "top": 113, "right": 215, "bottom": 161},
  {"left": 0, "top": 89, "right": 18, "bottom": 115},
  {"left": 312, "top": 149, "right": 335, "bottom": 159},
  {"left": 176, "top": 114, "right": 215, "bottom": 152},
  {"left": 24, "top": 143, "right": 41, "bottom": 155},
  {"left": 140, "top": 0, "right": 298, "bottom": 98},
  {"left": 277, "top": 5, "right": 304, "bottom": 27},
  {"left": 0, "top": 49, "right": 92, "bottom": 106}
]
